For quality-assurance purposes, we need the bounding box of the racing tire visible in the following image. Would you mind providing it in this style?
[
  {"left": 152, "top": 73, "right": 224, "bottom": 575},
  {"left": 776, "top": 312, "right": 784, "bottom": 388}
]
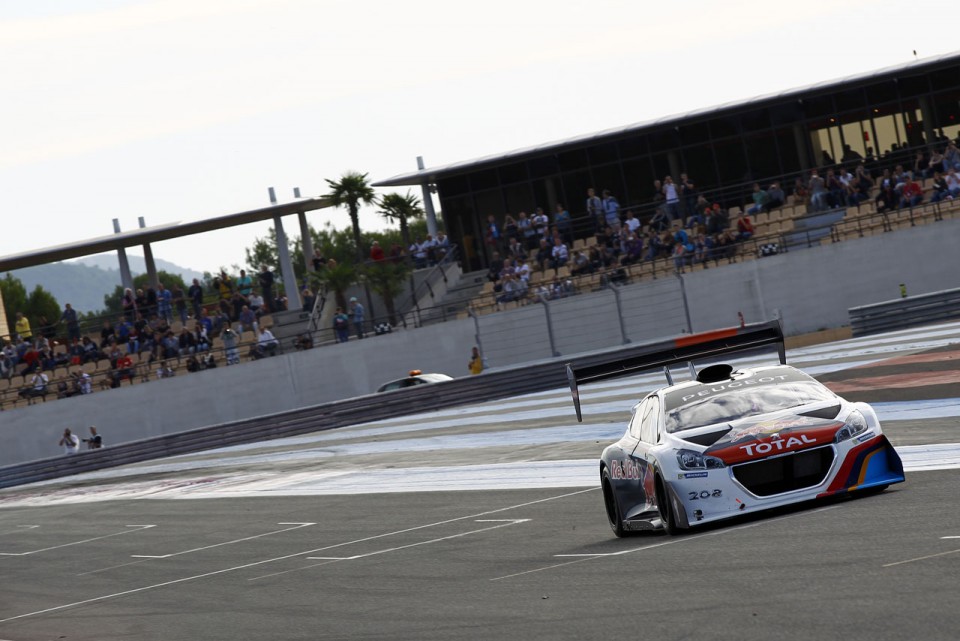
[
  {"left": 601, "top": 468, "right": 626, "bottom": 538},
  {"left": 655, "top": 474, "right": 678, "bottom": 535}
]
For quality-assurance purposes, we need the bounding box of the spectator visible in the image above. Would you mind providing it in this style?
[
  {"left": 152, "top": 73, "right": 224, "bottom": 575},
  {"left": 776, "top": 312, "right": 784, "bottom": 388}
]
[
  {"left": 14, "top": 312, "right": 31, "bottom": 341},
  {"left": 194, "top": 322, "right": 211, "bottom": 353},
  {"left": 808, "top": 170, "right": 828, "bottom": 212},
  {"left": 662, "top": 176, "right": 681, "bottom": 221},
  {"left": 349, "top": 296, "right": 365, "bottom": 340},
  {"left": 554, "top": 204, "right": 573, "bottom": 246},
  {"left": 221, "top": 327, "right": 240, "bottom": 365},
  {"left": 156, "top": 283, "right": 173, "bottom": 324},
  {"left": 898, "top": 176, "right": 923, "bottom": 209},
  {"left": 624, "top": 210, "right": 641, "bottom": 235},
  {"left": 0, "top": 351, "right": 14, "bottom": 380},
  {"left": 301, "top": 289, "right": 316, "bottom": 314},
  {"left": 506, "top": 236, "right": 526, "bottom": 262},
  {"left": 736, "top": 213, "right": 755, "bottom": 241},
  {"left": 487, "top": 251, "right": 504, "bottom": 283},
  {"left": 178, "top": 327, "right": 197, "bottom": 356},
  {"left": 534, "top": 239, "right": 552, "bottom": 273},
  {"left": 930, "top": 171, "right": 950, "bottom": 203},
  {"left": 468, "top": 346, "right": 484, "bottom": 375},
  {"left": 602, "top": 190, "right": 621, "bottom": 233},
  {"left": 503, "top": 214, "right": 519, "bottom": 243},
  {"left": 160, "top": 331, "right": 179, "bottom": 360},
  {"left": 172, "top": 284, "right": 188, "bottom": 325},
  {"left": 517, "top": 211, "right": 536, "bottom": 250},
  {"left": 945, "top": 168, "right": 960, "bottom": 198},
  {"left": 370, "top": 240, "right": 385, "bottom": 262},
  {"left": 550, "top": 238, "right": 569, "bottom": 271},
  {"left": 115, "top": 352, "right": 135, "bottom": 383},
  {"left": 765, "top": 182, "right": 785, "bottom": 212},
  {"left": 188, "top": 278, "right": 204, "bottom": 319},
  {"left": 236, "top": 269, "right": 254, "bottom": 297},
  {"left": 216, "top": 271, "right": 234, "bottom": 303},
  {"left": 258, "top": 265, "right": 275, "bottom": 313},
  {"left": 649, "top": 206, "right": 670, "bottom": 233},
  {"left": 251, "top": 326, "right": 280, "bottom": 359},
  {"left": 20, "top": 368, "right": 49, "bottom": 403},
  {"left": 311, "top": 248, "right": 328, "bottom": 271},
  {"left": 294, "top": 333, "right": 313, "bottom": 350},
  {"left": 586, "top": 188, "right": 604, "bottom": 233},
  {"left": 60, "top": 303, "right": 81, "bottom": 342},
  {"left": 134, "top": 288, "right": 148, "bottom": 315},
  {"left": 746, "top": 183, "right": 769, "bottom": 215},
  {"left": 59, "top": 428, "right": 80, "bottom": 455},
  {"left": 186, "top": 355, "right": 202, "bottom": 372},
  {"left": 849, "top": 166, "right": 873, "bottom": 206},
  {"left": 122, "top": 287, "right": 137, "bottom": 321},
  {"left": 825, "top": 169, "right": 845, "bottom": 208},
  {"left": 156, "top": 360, "right": 176, "bottom": 379},
  {"left": 435, "top": 231, "right": 451, "bottom": 263},
  {"left": 485, "top": 214, "right": 502, "bottom": 253},
  {"left": 410, "top": 237, "right": 428, "bottom": 268},
  {"left": 333, "top": 307, "right": 350, "bottom": 343},
  {"left": 83, "top": 426, "right": 103, "bottom": 449},
  {"left": 680, "top": 173, "right": 698, "bottom": 219}
]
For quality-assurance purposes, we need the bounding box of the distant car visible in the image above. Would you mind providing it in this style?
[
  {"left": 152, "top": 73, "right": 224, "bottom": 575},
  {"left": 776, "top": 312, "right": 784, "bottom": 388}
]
[
  {"left": 566, "top": 321, "right": 905, "bottom": 537},
  {"left": 376, "top": 370, "right": 453, "bottom": 393}
]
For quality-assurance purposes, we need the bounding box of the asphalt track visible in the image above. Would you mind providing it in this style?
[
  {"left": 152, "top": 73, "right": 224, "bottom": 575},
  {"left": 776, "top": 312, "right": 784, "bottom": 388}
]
[{"left": 1, "top": 323, "right": 959, "bottom": 640}]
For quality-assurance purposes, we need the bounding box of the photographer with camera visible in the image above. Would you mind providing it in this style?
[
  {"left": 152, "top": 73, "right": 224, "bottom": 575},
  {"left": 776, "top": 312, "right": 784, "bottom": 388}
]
[{"left": 82, "top": 426, "right": 103, "bottom": 450}]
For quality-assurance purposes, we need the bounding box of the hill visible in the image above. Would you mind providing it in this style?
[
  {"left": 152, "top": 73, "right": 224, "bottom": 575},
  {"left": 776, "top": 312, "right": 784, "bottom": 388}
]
[{"left": 9, "top": 257, "right": 206, "bottom": 315}]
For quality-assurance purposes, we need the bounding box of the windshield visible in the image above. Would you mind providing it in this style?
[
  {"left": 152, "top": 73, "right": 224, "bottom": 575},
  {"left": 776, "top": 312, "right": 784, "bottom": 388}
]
[{"left": 664, "top": 381, "right": 836, "bottom": 433}]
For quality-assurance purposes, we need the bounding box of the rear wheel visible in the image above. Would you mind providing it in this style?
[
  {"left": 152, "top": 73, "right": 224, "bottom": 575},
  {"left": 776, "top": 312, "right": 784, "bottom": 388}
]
[
  {"left": 601, "top": 468, "right": 625, "bottom": 538},
  {"left": 655, "top": 474, "right": 678, "bottom": 535}
]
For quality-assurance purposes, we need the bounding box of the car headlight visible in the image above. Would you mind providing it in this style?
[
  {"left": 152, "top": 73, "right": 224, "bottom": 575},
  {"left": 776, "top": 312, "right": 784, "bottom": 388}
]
[
  {"left": 834, "top": 410, "right": 869, "bottom": 443},
  {"left": 677, "top": 448, "right": 726, "bottom": 470}
]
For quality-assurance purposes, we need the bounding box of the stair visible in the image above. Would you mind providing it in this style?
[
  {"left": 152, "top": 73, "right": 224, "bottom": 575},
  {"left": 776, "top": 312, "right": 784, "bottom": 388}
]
[{"left": 414, "top": 269, "right": 488, "bottom": 326}]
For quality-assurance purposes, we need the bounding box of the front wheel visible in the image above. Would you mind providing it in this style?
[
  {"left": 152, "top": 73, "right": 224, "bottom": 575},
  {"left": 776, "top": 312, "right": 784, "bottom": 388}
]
[
  {"left": 601, "top": 468, "right": 625, "bottom": 538},
  {"left": 655, "top": 474, "right": 678, "bottom": 535}
]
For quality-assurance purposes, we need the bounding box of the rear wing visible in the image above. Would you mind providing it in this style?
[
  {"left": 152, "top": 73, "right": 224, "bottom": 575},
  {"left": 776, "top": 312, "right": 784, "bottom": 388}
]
[{"left": 565, "top": 320, "right": 786, "bottom": 421}]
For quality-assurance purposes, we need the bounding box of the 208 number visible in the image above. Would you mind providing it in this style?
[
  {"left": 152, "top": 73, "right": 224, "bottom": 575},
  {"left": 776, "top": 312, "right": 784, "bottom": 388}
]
[{"left": 688, "top": 490, "right": 722, "bottom": 500}]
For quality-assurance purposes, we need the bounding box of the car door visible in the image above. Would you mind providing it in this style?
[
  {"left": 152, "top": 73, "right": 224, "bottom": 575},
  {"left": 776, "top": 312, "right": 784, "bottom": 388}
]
[{"left": 627, "top": 394, "right": 661, "bottom": 515}]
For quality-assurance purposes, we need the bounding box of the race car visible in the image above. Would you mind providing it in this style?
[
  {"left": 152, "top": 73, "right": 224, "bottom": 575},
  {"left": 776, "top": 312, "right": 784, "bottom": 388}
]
[
  {"left": 376, "top": 370, "right": 453, "bottom": 393},
  {"left": 566, "top": 321, "right": 905, "bottom": 536}
]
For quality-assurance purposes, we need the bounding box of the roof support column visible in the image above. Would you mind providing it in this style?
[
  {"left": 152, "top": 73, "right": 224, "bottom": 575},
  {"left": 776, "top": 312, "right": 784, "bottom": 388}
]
[
  {"left": 417, "top": 156, "right": 438, "bottom": 237},
  {"left": 138, "top": 217, "right": 158, "bottom": 287},
  {"left": 298, "top": 210, "right": 314, "bottom": 273},
  {"left": 112, "top": 219, "right": 135, "bottom": 292},
  {"left": 274, "top": 214, "right": 301, "bottom": 310}
]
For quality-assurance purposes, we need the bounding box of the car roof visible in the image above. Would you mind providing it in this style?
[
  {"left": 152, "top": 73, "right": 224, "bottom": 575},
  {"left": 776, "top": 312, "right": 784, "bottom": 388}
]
[{"left": 658, "top": 364, "right": 820, "bottom": 408}]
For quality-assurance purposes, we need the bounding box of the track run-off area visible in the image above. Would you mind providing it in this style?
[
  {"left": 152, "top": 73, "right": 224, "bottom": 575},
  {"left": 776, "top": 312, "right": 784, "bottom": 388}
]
[{"left": 1, "top": 322, "right": 958, "bottom": 640}]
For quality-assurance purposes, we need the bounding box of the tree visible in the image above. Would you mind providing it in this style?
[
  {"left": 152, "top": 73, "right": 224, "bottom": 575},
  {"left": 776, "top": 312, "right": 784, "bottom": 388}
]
[
  {"left": 315, "top": 261, "right": 358, "bottom": 312},
  {"left": 0, "top": 274, "right": 28, "bottom": 335},
  {"left": 324, "top": 172, "right": 375, "bottom": 264},
  {"left": 364, "top": 260, "right": 410, "bottom": 326},
  {"left": 25, "top": 285, "right": 61, "bottom": 337},
  {"left": 378, "top": 191, "right": 424, "bottom": 251}
]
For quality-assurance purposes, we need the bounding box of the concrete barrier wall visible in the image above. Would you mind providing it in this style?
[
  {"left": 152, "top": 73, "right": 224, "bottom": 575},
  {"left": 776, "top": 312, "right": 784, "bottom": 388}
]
[{"left": 3, "top": 219, "right": 957, "bottom": 465}]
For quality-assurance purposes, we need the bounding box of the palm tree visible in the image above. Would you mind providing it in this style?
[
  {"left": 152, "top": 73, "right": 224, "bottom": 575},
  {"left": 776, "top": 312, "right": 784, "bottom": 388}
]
[
  {"left": 364, "top": 260, "right": 410, "bottom": 326},
  {"left": 315, "top": 261, "right": 357, "bottom": 312},
  {"left": 323, "top": 172, "right": 376, "bottom": 264},
  {"left": 377, "top": 191, "right": 424, "bottom": 252}
]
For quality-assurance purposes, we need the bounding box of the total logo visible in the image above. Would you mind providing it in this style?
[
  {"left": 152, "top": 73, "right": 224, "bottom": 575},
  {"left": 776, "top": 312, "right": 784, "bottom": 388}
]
[{"left": 738, "top": 433, "right": 816, "bottom": 456}]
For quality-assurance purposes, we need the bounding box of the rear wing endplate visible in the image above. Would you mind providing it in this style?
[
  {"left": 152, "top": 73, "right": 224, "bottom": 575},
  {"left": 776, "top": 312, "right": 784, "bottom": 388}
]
[{"left": 564, "top": 320, "right": 785, "bottom": 422}]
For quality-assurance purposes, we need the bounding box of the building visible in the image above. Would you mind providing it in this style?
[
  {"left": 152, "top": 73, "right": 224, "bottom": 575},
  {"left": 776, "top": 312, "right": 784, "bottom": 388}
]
[{"left": 375, "top": 52, "right": 960, "bottom": 270}]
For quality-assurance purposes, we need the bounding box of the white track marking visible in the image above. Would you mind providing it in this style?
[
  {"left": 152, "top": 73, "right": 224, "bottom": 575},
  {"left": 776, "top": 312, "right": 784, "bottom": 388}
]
[
  {"left": 0, "top": 490, "right": 591, "bottom": 623},
  {"left": 129, "top": 522, "right": 314, "bottom": 558},
  {"left": 302, "top": 519, "right": 529, "bottom": 562},
  {"left": 882, "top": 548, "right": 960, "bottom": 568},
  {"left": 492, "top": 505, "right": 842, "bottom": 581},
  {"left": 941, "top": 536, "right": 960, "bottom": 539},
  {"left": 0, "top": 525, "right": 39, "bottom": 537},
  {"left": 0, "top": 525, "right": 155, "bottom": 556}
]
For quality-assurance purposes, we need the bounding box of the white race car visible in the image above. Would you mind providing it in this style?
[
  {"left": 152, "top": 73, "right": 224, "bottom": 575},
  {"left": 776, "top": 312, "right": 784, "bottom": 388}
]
[{"left": 566, "top": 321, "right": 905, "bottom": 536}]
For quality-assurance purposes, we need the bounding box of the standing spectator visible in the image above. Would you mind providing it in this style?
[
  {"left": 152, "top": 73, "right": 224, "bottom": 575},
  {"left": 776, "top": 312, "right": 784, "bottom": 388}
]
[
  {"left": 221, "top": 327, "right": 240, "bottom": 365},
  {"left": 60, "top": 303, "right": 81, "bottom": 342},
  {"left": 258, "top": 265, "right": 275, "bottom": 313},
  {"left": 0, "top": 350, "right": 13, "bottom": 380},
  {"left": 468, "top": 346, "right": 484, "bottom": 375},
  {"left": 485, "top": 214, "right": 502, "bottom": 254},
  {"left": 370, "top": 241, "right": 385, "bottom": 262},
  {"left": 602, "top": 190, "right": 621, "bottom": 233},
  {"left": 216, "top": 271, "right": 234, "bottom": 303},
  {"left": 586, "top": 188, "right": 603, "bottom": 233},
  {"left": 553, "top": 203, "right": 573, "bottom": 246},
  {"left": 236, "top": 269, "right": 254, "bottom": 296},
  {"left": 503, "top": 215, "right": 519, "bottom": 244},
  {"left": 311, "top": 248, "right": 328, "bottom": 271},
  {"left": 83, "top": 426, "right": 103, "bottom": 449},
  {"left": 172, "top": 284, "right": 188, "bottom": 325},
  {"left": 680, "top": 173, "right": 698, "bottom": 218},
  {"left": 145, "top": 286, "right": 159, "bottom": 318},
  {"left": 156, "top": 283, "right": 173, "bottom": 324},
  {"left": 188, "top": 278, "right": 204, "bottom": 319},
  {"left": 517, "top": 211, "right": 536, "bottom": 250},
  {"left": 349, "top": 297, "right": 365, "bottom": 340},
  {"left": 333, "top": 307, "right": 350, "bottom": 343},
  {"left": 14, "top": 312, "right": 31, "bottom": 341},
  {"left": 808, "top": 170, "right": 828, "bottom": 212},
  {"left": 662, "top": 176, "right": 681, "bottom": 221},
  {"left": 122, "top": 287, "right": 137, "bottom": 321},
  {"left": 532, "top": 207, "right": 550, "bottom": 243},
  {"left": 58, "top": 428, "right": 80, "bottom": 455}
]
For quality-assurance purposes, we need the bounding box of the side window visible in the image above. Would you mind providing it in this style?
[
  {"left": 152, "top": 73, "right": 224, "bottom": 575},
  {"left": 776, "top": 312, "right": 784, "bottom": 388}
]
[
  {"left": 640, "top": 396, "right": 660, "bottom": 444},
  {"left": 628, "top": 400, "right": 648, "bottom": 439}
]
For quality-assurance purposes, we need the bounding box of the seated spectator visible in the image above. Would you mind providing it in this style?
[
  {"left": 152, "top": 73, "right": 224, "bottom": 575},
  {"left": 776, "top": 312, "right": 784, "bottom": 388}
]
[
  {"left": 825, "top": 169, "right": 845, "bottom": 208},
  {"left": 515, "top": 257, "right": 531, "bottom": 285},
  {"left": 849, "top": 166, "right": 873, "bottom": 206},
  {"left": 294, "top": 333, "right": 314, "bottom": 350},
  {"left": 250, "top": 326, "right": 280, "bottom": 359},
  {"left": 672, "top": 243, "right": 688, "bottom": 274},
  {"left": 99, "top": 320, "right": 115, "bottom": 350},
  {"left": 534, "top": 239, "right": 552, "bottom": 272},
  {"left": 764, "top": 182, "right": 785, "bottom": 212},
  {"left": 550, "top": 238, "right": 569, "bottom": 271},
  {"left": 115, "top": 352, "right": 135, "bottom": 384},
  {"left": 736, "top": 213, "right": 755, "bottom": 241},
  {"left": 506, "top": 237, "right": 527, "bottom": 261},
  {"left": 19, "top": 342, "right": 41, "bottom": 376},
  {"left": 434, "top": 231, "right": 451, "bottom": 262},
  {"left": 898, "top": 177, "right": 923, "bottom": 209},
  {"left": 624, "top": 210, "right": 641, "bottom": 235},
  {"left": 621, "top": 234, "right": 644, "bottom": 266},
  {"left": 186, "top": 355, "right": 202, "bottom": 373},
  {"left": 161, "top": 331, "right": 179, "bottom": 359},
  {"left": 156, "top": 361, "right": 176, "bottom": 379},
  {"left": 570, "top": 250, "right": 592, "bottom": 275},
  {"left": 808, "top": 170, "right": 828, "bottom": 212},
  {"left": 648, "top": 206, "right": 670, "bottom": 233},
  {"left": 19, "top": 369, "right": 49, "bottom": 403},
  {"left": 945, "top": 168, "right": 960, "bottom": 198},
  {"left": 0, "top": 351, "right": 13, "bottom": 380},
  {"left": 178, "top": 327, "right": 197, "bottom": 356},
  {"left": 496, "top": 274, "right": 523, "bottom": 308},
  {"left": 716, "top": 229, "right": 739, "bottom": 262},
  {"left": 746, "top": 183, "right": 769, "bottom": 215},
  {"left": 194, "top": 323, "right": 211, "bottom": 352},
  {"left": 248, "top": 291, "right": 265, "bottom": 316},
  {"left": 930, "top": 171, "right": 950, "bottom": 203},
  {"left": 487, "top": 252, "right": 504, "bottom": 283}
]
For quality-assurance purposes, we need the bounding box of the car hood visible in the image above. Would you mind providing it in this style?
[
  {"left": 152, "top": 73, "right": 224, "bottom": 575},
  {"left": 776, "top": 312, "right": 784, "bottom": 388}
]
[{"left": 696, "top": 411, "right": 844, "bottom": 465}]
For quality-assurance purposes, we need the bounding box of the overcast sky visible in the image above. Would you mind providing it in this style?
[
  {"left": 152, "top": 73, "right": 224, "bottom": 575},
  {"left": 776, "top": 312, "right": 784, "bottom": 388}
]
[{"left": 1, "top": 0, "right": 952, "bottom": 275}]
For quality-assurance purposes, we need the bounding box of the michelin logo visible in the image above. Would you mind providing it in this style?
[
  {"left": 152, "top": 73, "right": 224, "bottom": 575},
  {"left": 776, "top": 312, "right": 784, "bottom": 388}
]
[{"left": 680, "top": 472, "right": 709, "bottom": 479}]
